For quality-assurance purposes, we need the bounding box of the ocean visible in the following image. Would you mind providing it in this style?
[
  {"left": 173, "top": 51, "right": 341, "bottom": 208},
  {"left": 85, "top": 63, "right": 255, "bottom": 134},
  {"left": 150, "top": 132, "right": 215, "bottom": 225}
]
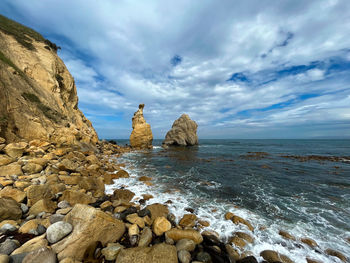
[{"left": 105, "top": 139, "right": 350, "bottom": 262}]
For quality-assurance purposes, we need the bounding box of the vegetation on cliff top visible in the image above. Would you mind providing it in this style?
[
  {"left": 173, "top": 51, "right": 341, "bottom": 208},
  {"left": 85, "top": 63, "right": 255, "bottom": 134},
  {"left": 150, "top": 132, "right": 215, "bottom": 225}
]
[{"left": 0, "top": 14, "right": 60, "bottom": 52}]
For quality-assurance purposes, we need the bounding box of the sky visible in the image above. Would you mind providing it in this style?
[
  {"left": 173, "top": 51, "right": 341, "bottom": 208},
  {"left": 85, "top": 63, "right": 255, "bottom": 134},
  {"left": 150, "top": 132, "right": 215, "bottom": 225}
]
[{"left": 1, "top": 0, "right": 350, "bottom": 139}]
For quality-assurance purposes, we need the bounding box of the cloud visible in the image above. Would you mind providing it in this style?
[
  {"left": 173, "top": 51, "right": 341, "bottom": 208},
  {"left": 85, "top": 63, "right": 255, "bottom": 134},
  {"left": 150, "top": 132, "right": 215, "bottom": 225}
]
[{"left": 1, "top": 0, "right": 349, "bottom": 139}]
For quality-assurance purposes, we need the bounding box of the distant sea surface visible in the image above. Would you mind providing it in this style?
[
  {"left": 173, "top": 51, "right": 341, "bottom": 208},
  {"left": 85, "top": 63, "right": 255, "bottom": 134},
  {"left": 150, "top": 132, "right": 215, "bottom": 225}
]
[{"left": 106, "top": 139, "right": 350, "bottom": 262}]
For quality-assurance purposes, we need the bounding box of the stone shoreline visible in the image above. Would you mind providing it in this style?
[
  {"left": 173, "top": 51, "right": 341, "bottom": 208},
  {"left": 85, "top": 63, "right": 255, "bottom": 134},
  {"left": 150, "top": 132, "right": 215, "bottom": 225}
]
[{"left": 0, "top": 137, "right": 348, "bottom": 263}]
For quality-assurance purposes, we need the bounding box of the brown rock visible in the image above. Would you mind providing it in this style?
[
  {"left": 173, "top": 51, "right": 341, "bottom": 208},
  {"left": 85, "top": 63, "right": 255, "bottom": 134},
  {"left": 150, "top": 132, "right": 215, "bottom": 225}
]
[
  {"left": 260, "top": 250, "right": 294, "bottom": 263},
  {"left": 138, "top": 227, "right": 153, "bottom": 247},
  {"left": 26, "top": 185, "right": 54, "bottom": 207},
  {"left": 52, "top": 204, "right": 125, "bottom": 261},
  {"left": 301, "top": 237, "right": 318, "bottom": 248},
  {"left": 112, "top": 189, "right": 135, "bottom": 202},
  {"left": 126, "top": 213, "right": 145, "bottom": 228},
  {"left": 11, "top": 234, "right": 48, "bottom": 255},
  {"left": 128, "top": 223, "right": 139, "bottom": 236},
  {"left": 116, "top": 243, "right": 177, "bottom": 263},
  {"left": 86, "top": 155, "right": 99, "bottom": 165},
  {"left": 28, "top": 199, "right": 57, "bottom": 215},
  {"left": 59, "top": 190, "right": 96, "bottom": 206},
  {"left": 325, "top": 248, "right": 347, "bottom": 262},
  {"left": 153, "top": 216, "right": 171, "bottom": 236},
  {"left": 4, "top": 142, "right": 28, "bottom": 158},
  {"left": 165, "top": 229, "right": 203, "bottom": 244},
  {"left": 142, "top": 194, "right": 153, "bottom": 201},
  {"left": 78, "top": 176, "right": 105, "bottom": 197},
  {"left": 22, "top": 247, "right": 57, "bottom": 263},
  {"left": 27, "top": 157, "right": 49, "bottom": 167},
  {"left": 129, "top": 104, "right": 153, "bottom": 149},
  {"left": 0, "top": 155, "right": 15, "bottom": 166},
  {"left": 225, "top": 244, "right": 240, "bottom": 262},
  {"left": 225, "top": 212, "right": 234, "bottom": 220},
  {"left": 198, "top": 220, "right": 210, "bottom": 227},
  {"left": 0, "top": 197, "right": 22, "bottom": 221},
  {"left": 112, "top": 169, "right": 130, "bottom": 179},
  {"left": 22, "top": 163, "right": 43, "bottom": 174},
  {"left": 279, "top": 230, "right": 296, "bottom": 241},
  {"left": 306, "top": 258, "right": 322, "bottom": 263},
  {"left": 229, "top": 236, "right": 247, "bottom": 249},
  {"left": 58, "top": 175, "right": 81, "bottom": 185},
  {"left": 0, "top": 163, "right": 23, "bottom": 177},
  {"left": 231, "top": 215, "right": 254, "bottom": 231},
  {"left": 0, "top": 187, "right": 26, "bottom": 203},
  {"left": 146, "top": 203, "right": 169, "bottom": 222},
  {"left": 234, "top": 232, "right": 254, "bottom": 244},
  {"left": 58, "top": 159, "right": 78, "bottom": 172},
  {"left": 139, "top": 176, "right": 152, "bottom": 181},
  {"left": 162, "top": 114, "right": 198, "bottom": 147},
  {"left": 179, "top": 214, "right": 197, "bottom": 228}
]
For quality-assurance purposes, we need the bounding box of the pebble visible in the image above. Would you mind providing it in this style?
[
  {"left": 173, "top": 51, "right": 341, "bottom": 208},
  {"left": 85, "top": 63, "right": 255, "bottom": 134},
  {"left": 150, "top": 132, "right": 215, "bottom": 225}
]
[
  {"left": 37, "top": 224, "right": 46, "bottom": 235},
  {"left": 21, "top": 203, "right": 29, "bottom": 214},
  {"left": 46, "top": 221, "right": 73, "bottom": 244},
  {"left": 57, "top": 201, "right": 70, "bottom": 209},
  {"left": 0, "top": 224, "right": 17, "bottom": 233},
  {"left": 178, "top": 250, "right": 191, "bottom": 263},
  {"left": 0, "top": 239, "right": 19, "bottom": 255}
]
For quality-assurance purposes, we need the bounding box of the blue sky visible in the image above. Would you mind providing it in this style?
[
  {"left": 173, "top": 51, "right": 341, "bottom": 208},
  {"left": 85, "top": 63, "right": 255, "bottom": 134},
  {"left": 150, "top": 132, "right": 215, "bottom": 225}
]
[{"left": 1, "top": 0, "right": 350, "bottom": 139}]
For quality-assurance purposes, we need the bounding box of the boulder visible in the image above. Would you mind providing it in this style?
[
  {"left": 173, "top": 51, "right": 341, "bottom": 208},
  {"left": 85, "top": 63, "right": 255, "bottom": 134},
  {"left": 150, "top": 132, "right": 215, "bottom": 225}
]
[
  {"left": 59, "top": 190, "right": 96, "bottom": 206},
  {"left": 325, "top": 248, "right": 347, "bottom": 262},
  {"left": 116, "top": 243, "right": 177, "bottom": 263},
  {"left": 22, "top": 163, "right": 43, "bottom": 174},
  {"left": 28, "top": 199, "right": 57, "bottom": 215},
  {"left": 0, "top": 155, "right": 14, "bottom": 166},
  {"left": 301, "top": 237, "right": 318, "bottom": 248},
  {"left": 112, "top": 169, "right": 130, "bottom": 179},
  {"left": 279, "top": 230, "right": 296, "bottom": 241},
  {"left": 0, "top": 197, "right": 22, "bottom": 221},
  {"left": 112, "top": 189, "right": 135, "bottom": 202},
  {"left": 4, "top": 142, "right": 28, "bottom": 158},
  {"left": 165, "top": 229, "right": 203, "bottom": 244},
  {"left": 129, "top": 104, "right": 153, "bottom": 149},
  {"left": 101, "top": 243, "right": 124, "bottom": 261},
  {"left": 52, "top": 204, "right": 125, "bottom": 261},
  {"left": 0, "top": 187, "right": 26, "bottom": 203},
  {"left": 162, "top": 114, "right": 198, "bottom": 147},
  {"left": 152, "top": 216, "right": 171, "bottom": 236},
  {"left": 26, "top": 185, "right": 54, "bottom": 207},
  {"left": 146, "top": 203, "right": 169, "bottom": 222},
  {"left": 179, "top": 214, "right": 197, "bottom": 228},
  {"left": 260, "top": 250, "right": 294, "bottom": 263}
]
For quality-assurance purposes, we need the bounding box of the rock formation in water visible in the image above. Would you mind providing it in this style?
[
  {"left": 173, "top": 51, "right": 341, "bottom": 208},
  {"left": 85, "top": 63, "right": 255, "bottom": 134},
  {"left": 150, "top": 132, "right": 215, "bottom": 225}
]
[
  {"left": 162, "top": 114, "right": 198, "bottom": 147},
  {"left": 129, "top": 104, "right": 153, "bottom": 148},
  {"left": 0, "top": 15, "right": 98, "bottom": 147}
]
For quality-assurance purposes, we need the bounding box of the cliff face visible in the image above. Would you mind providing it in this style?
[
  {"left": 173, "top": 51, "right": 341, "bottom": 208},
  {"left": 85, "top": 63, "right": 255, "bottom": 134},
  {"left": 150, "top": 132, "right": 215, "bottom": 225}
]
[
  {"left": 129, "top": 104, "right": 153, "bottom": 149},
  {"left": 0, "top": 15, "right": 98, "bottom": 146}
]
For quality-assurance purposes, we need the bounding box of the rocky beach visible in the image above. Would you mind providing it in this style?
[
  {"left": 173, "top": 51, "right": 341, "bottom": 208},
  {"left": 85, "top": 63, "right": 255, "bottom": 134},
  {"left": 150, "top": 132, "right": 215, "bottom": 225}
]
[{"left": 0, "top": 13, "right": 349, "bottom": 263}]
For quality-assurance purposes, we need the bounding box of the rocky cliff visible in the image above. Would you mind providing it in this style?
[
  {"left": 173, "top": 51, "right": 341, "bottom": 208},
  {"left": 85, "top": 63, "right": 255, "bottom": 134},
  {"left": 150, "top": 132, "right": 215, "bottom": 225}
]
[
  {"left": 129, "top": 104, "right": 153, "bottom": 149},
  {"left": 162, "top": 114, "right": 198, "bottom": 147},
  {"left": 0, "top": 15, "right": 98, "bottom": 147}
]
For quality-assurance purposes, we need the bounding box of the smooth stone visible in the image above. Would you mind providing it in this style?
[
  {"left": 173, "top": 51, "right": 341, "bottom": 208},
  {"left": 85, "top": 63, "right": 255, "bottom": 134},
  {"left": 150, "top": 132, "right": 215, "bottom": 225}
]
[
  {"left": 325, "top": 248, "right": 347, "bottom": 262},
  {"left": 57, "top": 201, "right": 70, "bottom": 209},
  {"left": 21, "top": 203, "right": 29, "bottom": 214},
  {"left": 0, "top": 254, "right": 9, "bottom": 263},
  {"left": 138, "top": 227, "right": 153, "bottom": 247},
  {"left": 166, "top": 229, "right": 203, "bottom": 244},
  {"left": 46, "top": 221, "right": 73, "bottom": 244},
  {"left": 49, "top": 214, "right": 65, "bottom": 224},
  {"left": 0, "top": 224, "right": 17, "bottom": 233},
  {"left": 0, "top": 240, "right": 19, "bottom": 255},
  {"left": 260, "top": 250, "right": 294, "bottom": 263},
  {"left": 196, "top": 251, "right": 212, "bottom": 263},
  {"left": 36, "top": 224, "right": 46, "bottom": 235},
  {"left": 101, "top": 243, "right": 124, "bottom": 261},
  {"left": 176, "top": 239, "right": 196, "bottom": 252},
  {"left": 22, "top": 247, "right": 57, "bottom": 263},
  {"left": 178, "top": 250, "right": 191, "bottom": 263}
]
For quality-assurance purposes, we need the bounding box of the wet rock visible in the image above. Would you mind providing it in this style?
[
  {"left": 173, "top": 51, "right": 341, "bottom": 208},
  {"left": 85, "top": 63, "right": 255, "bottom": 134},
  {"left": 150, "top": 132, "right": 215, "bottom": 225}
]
[
  {"left": 301, "top": 237, "right": 318, "bottom": 248},
  {"left": 162, "top": 114, "right": 198, "bottom": 147},
  {"left": 260, "top": 250, "right": 294, "bottom": 263},
  {"left": 22, "top": 247, "right": 57, "bottom": 263},
  {"left": 237, "top": 256, "right": 258, "bottom": 263},
  {"left": 4, "top": 142, "right": 28, "bottom": 158},
  {"left": 179, "top": 214, "right": 197, "bottom": 228},
  {"left": 231, "top": 215, "right": 254, "bottom": 231},
  {"left": 0, "top": 197, "right": 22, "bottom": 221},
  {"left": 153, "top": 216, "right": 171, "bottom": 236},
  {"left": 101, "top": 243, "right": 124, "bottom": 261},
  {"left": 0, "top": 239, "right": 19, "bottom": 255},
  {"left": 129, "top": 104, "right": 153, "bottom": 149},
  {"left": 146, "top": 203, "right": 169, "bottom": 222},
  {"left": 112, "top": 169, "right": 130, "bottom": 179},
  {"left": 47, "top": 221, "right": 73, "bottom": 244},
  {"left": 165, "top": 229, "right": 203, "bottom": 244},
  {"left": 225, "top": 212, "right": 234, "bottom": 220},
  {"left": 138, "top": 208, "right": 151, "bottom": 217},
  {"left": 196, "top": 251, "right": 212, "bottom": 263},
  {"left": 138, "top": 227, "right": 153, "bottom": 247},
  {"left": 116, "top": 243, "right": 177, "bottom": 263},
  {"left": 176, "top": 239, "right": 196, "bottom": 252},
  {"left": 279, "top": 230, "right": 296, "bottom": 241},
  {"left": 178, "top": 249, "right": 191, "bottom": 263},
  {"left": 229, "top": 236, "right": 247, "bottom": 249},
  {"left": 306, "top": 258, "right": 322, "bottom": 263},
  {"left": 325, "top": 248, "right": 347, "bottom": 262},
  {"left": 235, "top": 232, "right": 254, "bottom": 243},
  {"left": 201, "top": 230, "right": 221, "bottom": 244},
  {"left": 52, "top": 204, "right": 125, "bottom": 261},
  {"left": 225, "top": 244, "right": 240, "bottom": 262}
]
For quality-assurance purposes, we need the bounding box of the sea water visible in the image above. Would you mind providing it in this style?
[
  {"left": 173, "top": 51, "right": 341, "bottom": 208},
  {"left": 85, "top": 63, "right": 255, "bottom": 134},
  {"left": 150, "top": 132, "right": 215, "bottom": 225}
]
[{"left": 105, "top": 139, "right": 350, "bottom": 262}]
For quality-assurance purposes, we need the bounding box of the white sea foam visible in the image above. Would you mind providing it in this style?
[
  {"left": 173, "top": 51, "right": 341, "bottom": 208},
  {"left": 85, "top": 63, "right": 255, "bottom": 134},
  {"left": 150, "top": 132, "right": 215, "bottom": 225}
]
[{"left": 105, "top": 153, "right": 350, "bottom": 263}]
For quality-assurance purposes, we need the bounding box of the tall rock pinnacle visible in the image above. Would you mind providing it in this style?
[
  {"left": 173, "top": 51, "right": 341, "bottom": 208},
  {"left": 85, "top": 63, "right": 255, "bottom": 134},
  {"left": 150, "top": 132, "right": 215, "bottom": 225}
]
[{"left": 129, "top": 104, "right": 153, "bottom": 149}]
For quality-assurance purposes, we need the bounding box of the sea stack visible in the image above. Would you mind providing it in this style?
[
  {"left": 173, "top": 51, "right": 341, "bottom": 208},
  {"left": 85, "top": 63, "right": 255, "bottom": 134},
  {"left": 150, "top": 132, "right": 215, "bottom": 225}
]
[
  {"left": 129, "top": 104, "right": 153, "bottom": 149},
  {"left": 162, "top": 114, "right": 198, "bottom": 147}
]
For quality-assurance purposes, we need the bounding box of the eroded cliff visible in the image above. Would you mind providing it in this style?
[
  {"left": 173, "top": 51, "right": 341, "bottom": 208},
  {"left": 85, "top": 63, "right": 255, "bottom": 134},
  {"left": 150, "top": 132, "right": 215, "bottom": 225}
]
[{"left": 0, "top": 15, "right": 98, "bottom": 147}]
